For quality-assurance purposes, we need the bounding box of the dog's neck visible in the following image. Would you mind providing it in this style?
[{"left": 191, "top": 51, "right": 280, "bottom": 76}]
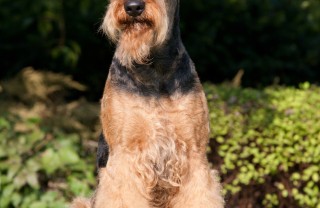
[
  {"left": 110, "top": 6, "right": 199, "bottom": 97},
  {"left": 151, "top": 4, "right": 182, "bottom": 67}
]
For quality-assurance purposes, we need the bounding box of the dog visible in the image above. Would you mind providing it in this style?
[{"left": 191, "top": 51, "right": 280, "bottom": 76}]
[{"left": 71, "top": 0, "right": 224, "bottom": 207}]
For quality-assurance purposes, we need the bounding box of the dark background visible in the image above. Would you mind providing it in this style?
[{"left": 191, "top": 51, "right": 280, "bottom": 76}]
[{"left": 1, "top": 0, "right": 319, "bottom": 99}]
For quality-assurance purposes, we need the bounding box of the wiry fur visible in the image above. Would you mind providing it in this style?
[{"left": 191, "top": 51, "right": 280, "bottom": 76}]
[
  {"left": 71, "top": 0, "right": 224, "bottom": 207},
  {"left": 101, "top": 0, "right": 168, "bottom": 68}
]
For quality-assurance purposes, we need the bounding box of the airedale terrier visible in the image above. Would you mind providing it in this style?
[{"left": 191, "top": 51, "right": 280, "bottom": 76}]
[{"left": 71, "top": 0, "right": 224, "bottom": 207}]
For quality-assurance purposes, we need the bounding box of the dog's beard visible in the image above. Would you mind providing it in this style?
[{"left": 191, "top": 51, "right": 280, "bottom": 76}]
[
  {"left": 102, "top": 0, "right": 168, "bottom": 68},
  {"left": 115, "top": 22, "right": 155, "bottom": 68}
]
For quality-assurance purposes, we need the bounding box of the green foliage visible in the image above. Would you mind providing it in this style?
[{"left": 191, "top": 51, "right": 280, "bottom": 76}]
[
  {"left": 205, "top": 82, "right": 320, "bottom": 207},
  {"left": 0, "top": 115, "right": 95, "bottom": 208},
  {"left": 0, "top": 117, "right": 92, "bottom": 207},
  {"left": 0, "top": 69, "right": 97, "bottom": 207}
]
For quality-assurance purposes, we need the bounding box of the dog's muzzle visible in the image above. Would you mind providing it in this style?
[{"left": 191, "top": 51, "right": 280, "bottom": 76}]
[{"left": 124, "top": 0, "right": 145, "bottom": 17}]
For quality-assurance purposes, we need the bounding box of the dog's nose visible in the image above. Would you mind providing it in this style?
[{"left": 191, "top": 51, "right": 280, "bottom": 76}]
[{"left": 124, "top": 0, "right": 145, "bottom": 17}]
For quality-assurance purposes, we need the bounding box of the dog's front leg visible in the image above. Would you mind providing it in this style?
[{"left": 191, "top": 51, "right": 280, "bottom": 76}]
[
  {"left": 94, "top": 153, "right": 151, "bottom": 208},
  {"left": 169, "top": 155, "right": 224, "bottom": 208},
  {"left": 97, "top": 133, "right": 109, "bottom": 169}
]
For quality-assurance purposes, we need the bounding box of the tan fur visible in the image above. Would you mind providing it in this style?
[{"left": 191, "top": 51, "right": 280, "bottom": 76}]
[
  {"left": 70, "top": 198, "right": 91, "bottom": 208},
  {"left": 101, "top": 0, "right": 168, "bottom": 68}
]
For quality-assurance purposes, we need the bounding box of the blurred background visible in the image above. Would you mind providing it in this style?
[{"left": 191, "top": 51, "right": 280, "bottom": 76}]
[{"left": 0, "top": 0, "right": 319, "bottom": 207}]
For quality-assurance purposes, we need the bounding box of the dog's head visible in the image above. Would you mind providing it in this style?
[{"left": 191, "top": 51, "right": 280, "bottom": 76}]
[{"left": 101, "top": 0, "right": 179, "bottom": 68}]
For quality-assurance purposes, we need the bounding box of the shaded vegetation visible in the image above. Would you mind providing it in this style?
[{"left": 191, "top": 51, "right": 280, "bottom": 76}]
[
  {"left": 181, "top": 0, "right": 320, "bottom": 86},
  {"left": 1, "top": 0, "right": 320, "bottom": 99},
  {"left": 0, "top": 68, "right": 99, "bottom": 207},
  {"left": 1, "top": 70, "right": 319, "bottom": 207}
]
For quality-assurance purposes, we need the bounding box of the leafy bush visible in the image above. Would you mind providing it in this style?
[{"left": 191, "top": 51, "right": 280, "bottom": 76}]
[
  {"left": 205, "top": 82, "right": 320, "bottom": 208},
  {"left": 182, "top": 0, "right": 320, "bottom": 86},
  {"left": 0, "top": 117, "right": 94, "bottom": 207},
  {"left": 0, "top": 68, "right": 98, "bottom": 207}
]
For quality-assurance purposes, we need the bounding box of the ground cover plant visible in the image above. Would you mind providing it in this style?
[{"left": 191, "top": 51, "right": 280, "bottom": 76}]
[
  {"left": 206, "top": 83, "right": 320, "bottom": 207},
  {"left": 0, "top": 68, "right": 98, "bottom": 207}
]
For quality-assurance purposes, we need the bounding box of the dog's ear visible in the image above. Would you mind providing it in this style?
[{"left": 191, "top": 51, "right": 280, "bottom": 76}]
[{"left": 97, "top": 133, "right": 109, "bottom": 169}]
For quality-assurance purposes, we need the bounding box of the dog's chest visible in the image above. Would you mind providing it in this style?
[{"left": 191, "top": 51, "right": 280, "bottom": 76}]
[{"left": 101, "top": 89, "right": 209, "bottom": 152}]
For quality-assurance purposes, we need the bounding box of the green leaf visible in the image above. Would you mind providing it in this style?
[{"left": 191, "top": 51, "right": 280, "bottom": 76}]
[
  {"left": 41, "top": 148, "right": 61, "bottom": 174},
  {"left": 26, "top": 172, "right": 40, "bottom": 189},
  {"left": 57, "top": 147, "right": 80, "bottom": 165},
  {"left": 29, "top": 201, "right": 47, "bottom": 208}
]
